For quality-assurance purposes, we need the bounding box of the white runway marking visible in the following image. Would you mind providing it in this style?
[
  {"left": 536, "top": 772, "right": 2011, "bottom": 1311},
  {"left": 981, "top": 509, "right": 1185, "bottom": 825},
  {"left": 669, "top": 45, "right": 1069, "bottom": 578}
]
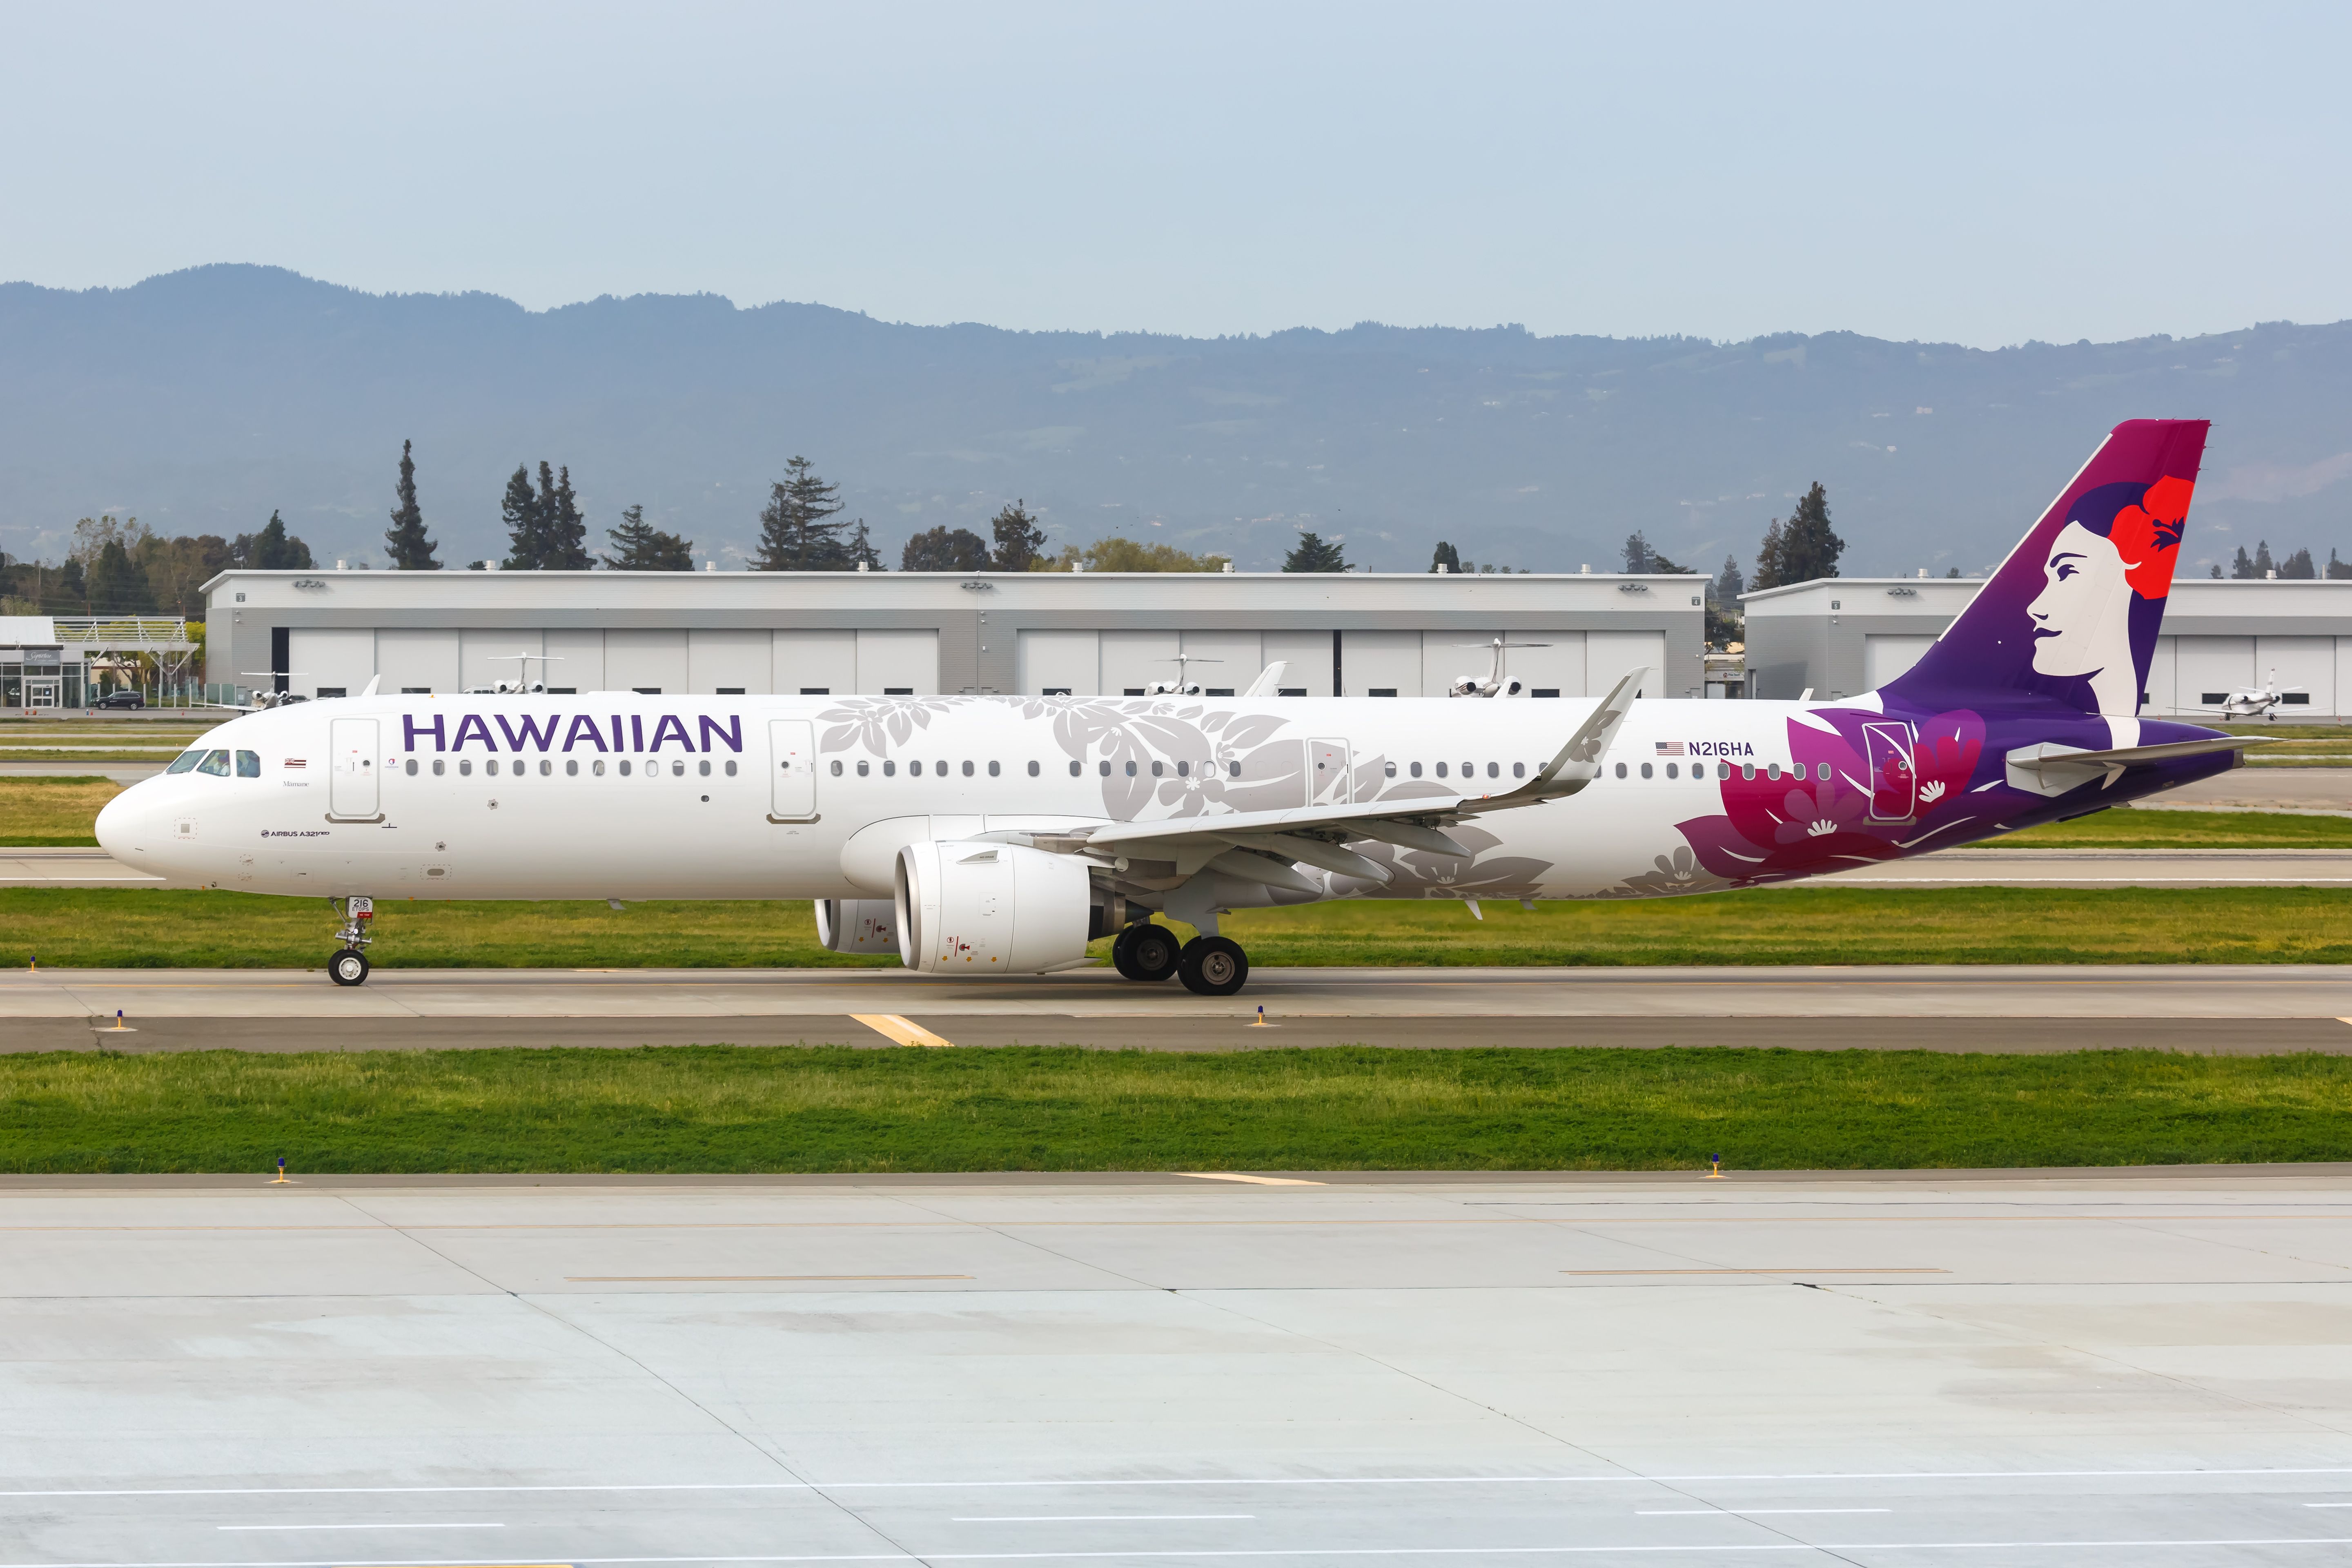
[
  {"left": 1179, "top": 1174, "right": 1327, "bottom": 1187},
  {"left": 953, "top": 1516, "right": 1257, "bottom": 1523},
  {"left": 216, "top": 1521, "right": 505, "bottom": 1531},
  {"left": 1636, "top": 1509, "right": 1891, "bottom": 1516}
]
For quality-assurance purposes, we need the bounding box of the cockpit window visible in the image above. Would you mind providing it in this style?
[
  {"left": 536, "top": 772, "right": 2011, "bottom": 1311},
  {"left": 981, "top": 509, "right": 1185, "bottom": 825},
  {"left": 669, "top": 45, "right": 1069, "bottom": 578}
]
[
  {"left": 235, "top": 750, "right": 261, "bottom": 777},
  {"left": 196, "top": 749, "right": 232, "bottom": 776},
  {"left": 167, "top": 751, "right": 205, "bottom": 774}
]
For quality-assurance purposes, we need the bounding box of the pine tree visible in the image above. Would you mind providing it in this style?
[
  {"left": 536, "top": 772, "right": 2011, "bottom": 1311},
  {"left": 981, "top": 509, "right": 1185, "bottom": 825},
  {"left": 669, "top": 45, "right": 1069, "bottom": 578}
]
[
  {"left": 1752, "top": 517, "right": 1788, "bottom": 590},
  {"left": 2282, "top": 547, "right": 2317, "bottom": 579},
  {"left": 85, "top": 538, "right": 154, "bottom": 613},
  {"left": 383, "top": 439, "right": 440, "bottom": 570},
  {"left": 987, "top": 500, "right": 1047, "bottom": 571},
  {"left": 1777, "top": 482, "right": 1844, "bottom": 582},
  {"left": 2230, "top": 545, "right": 2256, "bottom": 579},
  {"left": 2210, "top": 562, "right": 2224, "bottom": 579},
  {"left": 2253, "top": 539, "right": 2277, "bottom": 578},
  {"left": 235, "top": 511, "right": 312, "bottom": 570},
  {"left": 2330, "top": 549, "right": 2352, "bottom": 581},
  {"left": 901, "top": 526, "right": 991, "bottom": 571},
  {"left": 754, "top": 456, "right": 851, "bottom": 569},
  {"left": 847, "top": 519, "right": 883, "bottom": 570},
  {"left": 499, "top": 466, "right": 542, "bottom": 569},
  {"left": 1283, "top": 531, "right": 1349, "bottom": 572},
  {"left": 544, "top": 464, "right": 593, "bottom": 569},
  {"left": 1430, "top": 540, "right": 1461, "bottom": 573},
  {"left": 1715, "top": 554, "right": 1746, "bottom": 601},
  {"left": 604, "top": 504, "right": 694, "bottom": 570},
  {"left": 1621, "top": 531, "right": 1653, "bottom": 573}
]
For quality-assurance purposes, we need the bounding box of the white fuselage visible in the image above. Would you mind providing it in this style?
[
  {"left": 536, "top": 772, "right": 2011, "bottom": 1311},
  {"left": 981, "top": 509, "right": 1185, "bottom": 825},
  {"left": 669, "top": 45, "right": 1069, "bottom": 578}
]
[{"left": 99, "top": 691, "right": 1853, "bottom": 904}]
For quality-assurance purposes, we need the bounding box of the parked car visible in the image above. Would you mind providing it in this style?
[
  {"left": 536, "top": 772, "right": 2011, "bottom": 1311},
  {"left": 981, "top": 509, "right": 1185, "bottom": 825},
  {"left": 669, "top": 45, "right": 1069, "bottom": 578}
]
[{"left": 93, "top": 690, "right": 145, "bottom": 710}]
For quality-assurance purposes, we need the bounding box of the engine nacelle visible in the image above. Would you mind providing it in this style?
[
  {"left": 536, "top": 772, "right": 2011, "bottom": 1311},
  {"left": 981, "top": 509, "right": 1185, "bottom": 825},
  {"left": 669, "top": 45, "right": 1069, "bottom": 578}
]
[
  {"left": 893, "top": 840, "right": 1093, "bottom": 975},
  {"left": 815, "top": 898, "right": 902, "bottom": 954}
]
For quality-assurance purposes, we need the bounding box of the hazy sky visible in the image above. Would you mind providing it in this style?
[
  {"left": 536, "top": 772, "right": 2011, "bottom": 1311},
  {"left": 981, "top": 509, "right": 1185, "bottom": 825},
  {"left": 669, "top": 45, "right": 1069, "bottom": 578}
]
[{"left": 5, "top": 1, "right": 2347, "bottom": 346}]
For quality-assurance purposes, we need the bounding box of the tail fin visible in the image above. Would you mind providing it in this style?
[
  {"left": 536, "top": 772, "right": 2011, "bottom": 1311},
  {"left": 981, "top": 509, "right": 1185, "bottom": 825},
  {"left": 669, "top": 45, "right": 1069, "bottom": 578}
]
[{"left": 1884, "top": 418, "right": 2208, "bottom": 716}]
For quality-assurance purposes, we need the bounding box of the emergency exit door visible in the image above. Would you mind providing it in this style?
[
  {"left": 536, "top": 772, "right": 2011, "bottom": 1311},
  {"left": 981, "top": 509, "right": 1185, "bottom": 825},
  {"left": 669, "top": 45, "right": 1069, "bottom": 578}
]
[
  {"left": 1862, "top": 720, "right": 1917, "bottom": 822},
  {"left": 329, "top": 718, "right": 379, "bottom": 818},
  {"left": 770, "top": 719, "right": 817, "bottom": 820},
  {"left": 1309, "top": 737, "right": 1352, "bottom": 806}
]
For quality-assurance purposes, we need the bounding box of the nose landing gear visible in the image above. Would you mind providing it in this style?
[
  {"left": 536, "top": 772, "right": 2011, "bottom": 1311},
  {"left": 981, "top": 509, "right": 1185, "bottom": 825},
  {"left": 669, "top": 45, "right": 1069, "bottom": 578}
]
[{"left": 328, "top": 895, "right": 375, "bottom": 987}]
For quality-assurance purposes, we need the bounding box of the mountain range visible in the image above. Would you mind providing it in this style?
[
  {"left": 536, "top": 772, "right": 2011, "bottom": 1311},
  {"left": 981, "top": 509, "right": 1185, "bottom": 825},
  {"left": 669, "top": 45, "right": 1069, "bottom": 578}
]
[{"left": 2, "top": 264, "right": 2348, "bottom": 579}]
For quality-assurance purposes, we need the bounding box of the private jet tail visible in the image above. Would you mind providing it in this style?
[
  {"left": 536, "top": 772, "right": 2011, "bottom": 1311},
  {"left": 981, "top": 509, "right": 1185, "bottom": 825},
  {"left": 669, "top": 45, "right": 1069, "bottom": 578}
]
[{"left": 1884, "top": 419, "right": 2208, "bottom": 718}]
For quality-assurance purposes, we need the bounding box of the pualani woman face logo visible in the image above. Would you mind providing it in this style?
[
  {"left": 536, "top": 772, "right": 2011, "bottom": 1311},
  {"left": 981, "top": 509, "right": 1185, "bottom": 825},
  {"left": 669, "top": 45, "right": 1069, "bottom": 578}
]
[{"left": 2025, "top": 477, "right": 2192, "bottom": 717}]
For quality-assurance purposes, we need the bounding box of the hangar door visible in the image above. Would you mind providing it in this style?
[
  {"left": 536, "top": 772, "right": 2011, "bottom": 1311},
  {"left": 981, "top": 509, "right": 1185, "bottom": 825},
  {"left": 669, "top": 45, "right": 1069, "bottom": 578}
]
[{"left": 1864, "top": 635, "right": 1938, "bottom": 690}]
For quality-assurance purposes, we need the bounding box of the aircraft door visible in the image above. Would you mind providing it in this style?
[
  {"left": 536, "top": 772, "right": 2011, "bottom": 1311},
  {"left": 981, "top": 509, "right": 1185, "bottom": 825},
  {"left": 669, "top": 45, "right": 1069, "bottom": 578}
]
[
  {"left": 769, "top": 719, "right": 818, "bottom": 820},
  {"left": 1862, "top": 721, "right": 1917, "bottom": 822},
  {"left": 329, "top": 718, "right": 380, "bottom": 818},
  {"left": 1308, "top": 738, "right": 1352, "bottom": 806}
]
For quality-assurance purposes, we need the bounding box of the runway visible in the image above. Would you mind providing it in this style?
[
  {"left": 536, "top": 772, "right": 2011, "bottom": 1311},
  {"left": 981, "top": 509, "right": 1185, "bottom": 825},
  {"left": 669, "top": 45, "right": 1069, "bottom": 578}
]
[
  {"left": 9, "top": 1169, "right": 2352, "bottom": 1566},
  {"left": 9, "top": 963, "right": 2352, "bottom": 1053}
]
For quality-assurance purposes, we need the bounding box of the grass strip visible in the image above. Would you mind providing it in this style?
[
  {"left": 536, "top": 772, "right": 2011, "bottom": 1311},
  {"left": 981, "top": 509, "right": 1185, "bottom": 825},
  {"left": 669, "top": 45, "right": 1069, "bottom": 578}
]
[
  {"left": 1984, "top": 808, "right": 2352, "bottom": 847},
  {"left": 4, "top": 885, "right": 2352, "bottom": 968},
  {"left": 0, "top": 778, "right": 122, "bottom": 846},
  {"left": 6, "top": 1044, "right": 2351, "bottom": 1174}
]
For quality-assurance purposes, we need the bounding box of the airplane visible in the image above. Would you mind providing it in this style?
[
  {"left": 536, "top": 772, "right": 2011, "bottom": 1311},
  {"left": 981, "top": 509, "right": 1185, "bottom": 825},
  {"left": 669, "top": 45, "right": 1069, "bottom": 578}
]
[
  {"left": 207, "top": 672, "right": 314, "bottom": 712},
  {"left": 2178, "top": 668, "right": 2305, "bottom": 721},
  {"left": 99, "top": 419, "right": 2271, "bottom": 996},
  {"left": 1448, "top": 637, "right": 1555, "bottom": 698}
]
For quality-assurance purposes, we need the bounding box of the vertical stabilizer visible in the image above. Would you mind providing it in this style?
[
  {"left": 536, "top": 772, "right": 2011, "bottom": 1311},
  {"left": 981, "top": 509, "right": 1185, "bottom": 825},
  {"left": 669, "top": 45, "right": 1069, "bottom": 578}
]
[{"left": 1885, "top": 419, "right": 2208, "bottom": 717}]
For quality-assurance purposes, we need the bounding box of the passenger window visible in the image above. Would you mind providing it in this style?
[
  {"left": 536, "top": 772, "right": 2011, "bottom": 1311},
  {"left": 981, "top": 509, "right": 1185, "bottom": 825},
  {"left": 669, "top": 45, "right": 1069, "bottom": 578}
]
[
  {"left": 935, "top": 760, "right": 946, "bottom": 775},
  {"left": 236, "top": 751, "right": 261, "bottom": 777},
  {"left": 1098, "top": 761, "right": 1110, "bottom": 776},
  {"left": 1461, "top": 762, "right": 1473, "bottom": 778},
  {"left": 617, "top": 760, "right": 630, "bottom": 777},
  {"left": 1640, "top": 762, "right": 1653, "bottom": 780},
  {"left": 540, "top": 759, "right": 552, "bottom": 776},
  {"left": 1150, "top": 760, "right": 1163, "bottom": 777},
  {"left": 167, "top": 751, "right": 204, "bottom": 774},
  {"left": 197, "top": 749, "right": 231, "bottom": 775},
  {"left": 883, "top": 760, "right": 896, "bottom": 777},
  {"left": 1384, "top": 761, "right": 1396, "bottom": 777},
  {"left": 725, "top": 760, "right": 737, "bottom": 777},
  {"left": 989, "top": 761, "right": 1001, "bottom": 777},
  {"left": 1666, "top": 762, "right": 1678, "bottom": 780},
  {"left": 1513, "top": 762, "right": 1526, "bottom": 778},
  {"left": 1410, "top": 762, "right": 1422, "bottom": 778},
  {"left": 910, "top": 760, "right": 923, "bottom": 777},
  {"left": 593, "top": 760, "right": 606, "bottom": 776},
  {"left": 962, "top": 760, "right": 975, "bottom": 777},
  {"left": 830, "top": 760, "right": 842, "bottom": 776},
  {"left": 1741, "top": 763, "right": 1755, "bottom": 780},
  {"left": 566, "top": 759, "right": 579, "bottom": 776},
  {"left": 433, "top": 758, "right": 445, "bottom": 776},
  {"left": 405, "top": 758, "right": 418, "bottom": 777},
  {"left": 487, "top": 759, "right": 500, "bottom": 777},
  {"left": 1614, "top": 762, "right": 1626, "bottom": 779},
  {"left": 671, "top": 760, "right": 685, "bottom": 776},
  {"left": 1717, "top": 762, "right": 1731, "bottom": 780},
  {"left": 1486, "top": 762, "right": 1499, "bottom": 778},
  {"left": 1818, "top": 762, "right": 1831, "bottom": 781},
  {"left": 857, "top": 760, "right": 870, "bottom": 777},
  {"left": 699, "top": 760, "right": 712, "bottom": 777},
  {"left": 460, "top": 759, "right": 474, "bottom": 776},
  {"left": 1227, "top": 761, "right": 1240, "bottom": 777},
  {"left": 1435, "top": 762, "right": 1448, "bottom": 778},
  {"left": 1766, "top": 763, "right": 1780, "bottom": 781},
  {"left": 1176, "top": 760, "right": 1189, "bottom": 777}
]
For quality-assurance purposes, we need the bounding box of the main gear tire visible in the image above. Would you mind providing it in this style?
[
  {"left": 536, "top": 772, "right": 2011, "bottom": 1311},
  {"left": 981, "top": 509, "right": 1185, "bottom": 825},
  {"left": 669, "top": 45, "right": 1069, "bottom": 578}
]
[
  {"left": 1125, "top": 922, "right": 1183, "bottom": 983},
  {"left": 329, "top": 948, "right": 371, "bottom": 987},
  {"left": 1177, "top": 935, "right": 1249, "bottom": 997}
]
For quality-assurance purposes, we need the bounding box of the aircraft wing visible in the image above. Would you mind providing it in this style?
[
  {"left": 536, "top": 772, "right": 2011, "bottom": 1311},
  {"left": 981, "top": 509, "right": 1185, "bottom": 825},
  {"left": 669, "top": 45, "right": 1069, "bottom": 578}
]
[{"left": 1050, "top": 668, "right": 1645, "bottom": 884}]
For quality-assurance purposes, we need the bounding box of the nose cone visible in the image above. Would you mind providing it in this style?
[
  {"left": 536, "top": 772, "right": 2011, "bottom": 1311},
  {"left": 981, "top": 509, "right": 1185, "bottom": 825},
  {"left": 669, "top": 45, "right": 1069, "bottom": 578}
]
[{"left": 95, "top": 784, "right": 152, "bottom": 860}]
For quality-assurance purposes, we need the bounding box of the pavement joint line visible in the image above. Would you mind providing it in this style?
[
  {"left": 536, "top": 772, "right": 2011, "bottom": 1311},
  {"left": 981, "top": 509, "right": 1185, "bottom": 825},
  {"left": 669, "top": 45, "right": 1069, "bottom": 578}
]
[
  {"left": 6, "top": 1214, "right": 2346, "bottom": 1232},
  {"left": 1179, "top": 1174, "right": 1328, "bottom": 1187}
]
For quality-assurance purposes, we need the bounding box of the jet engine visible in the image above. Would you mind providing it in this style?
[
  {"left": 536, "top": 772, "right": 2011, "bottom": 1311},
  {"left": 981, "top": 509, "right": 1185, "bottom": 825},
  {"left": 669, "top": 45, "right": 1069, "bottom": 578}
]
[
  {"left": 893, "top": 840, "right": 1093, "bottom": 975},
  {"left": 815, "top": 898, "right": 902, "bottom": 954}
]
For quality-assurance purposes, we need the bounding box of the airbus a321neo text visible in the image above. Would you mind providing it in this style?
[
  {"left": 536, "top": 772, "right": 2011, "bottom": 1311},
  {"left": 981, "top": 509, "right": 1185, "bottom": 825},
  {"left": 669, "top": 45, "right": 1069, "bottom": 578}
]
[{"left": 102, "top": 419, "right": 2259, "bottom": 995}]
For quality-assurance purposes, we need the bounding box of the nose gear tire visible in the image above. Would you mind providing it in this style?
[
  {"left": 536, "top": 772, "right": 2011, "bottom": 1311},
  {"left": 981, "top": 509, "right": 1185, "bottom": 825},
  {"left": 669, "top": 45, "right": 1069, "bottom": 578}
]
[
  {"left": 329, "top": 948, "right": 371, "bottom": 987},
  {"left": 1177, "top": 936, "right": 1249, "bottom": 996}
]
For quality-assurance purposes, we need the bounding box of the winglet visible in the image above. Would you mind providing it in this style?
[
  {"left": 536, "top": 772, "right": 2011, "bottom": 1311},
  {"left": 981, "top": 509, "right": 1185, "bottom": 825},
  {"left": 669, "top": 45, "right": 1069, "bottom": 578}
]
[
  {"left": 1522, "top": 666, "right": 1647, "bottom": 797},
  {"left": 359, "top": 674, "right": 381, "bottom": 698},
  {"left": 1244, "top": 661, "right": 1289, "bottom": 697}
]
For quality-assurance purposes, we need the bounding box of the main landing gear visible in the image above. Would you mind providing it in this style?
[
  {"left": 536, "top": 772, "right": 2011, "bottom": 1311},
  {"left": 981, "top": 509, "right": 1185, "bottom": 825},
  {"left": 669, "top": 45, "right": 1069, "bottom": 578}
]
[
  {"left": 328, "top": 895, "right": 375, "bottom": 987},
  {"left": 1111, "top": 921, "right": 1251, "bottom": 997}
]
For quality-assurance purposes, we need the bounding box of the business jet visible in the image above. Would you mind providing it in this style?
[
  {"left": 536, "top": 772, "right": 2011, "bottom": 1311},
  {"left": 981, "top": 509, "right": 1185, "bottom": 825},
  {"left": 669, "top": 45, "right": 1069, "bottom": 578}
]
[
  {"left": 2178, "top": 668, "right": 2305, "bottom": 721},
  {"left": 100, "top": 419, "right": 2269, "bottom": 995},
  {"left": 1448, "top": 637, "right": 1553, "bottom": 698}
]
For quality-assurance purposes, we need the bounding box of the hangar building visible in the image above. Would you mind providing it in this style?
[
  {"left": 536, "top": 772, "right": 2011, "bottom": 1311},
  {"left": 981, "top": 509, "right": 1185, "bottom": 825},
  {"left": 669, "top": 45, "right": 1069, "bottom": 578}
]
[
  {"left": 1744, "top": 575, "right": 2352, "bottom": 715},
  {"left": 200, "top": 567, "right": 1712, "bottom": 703}
]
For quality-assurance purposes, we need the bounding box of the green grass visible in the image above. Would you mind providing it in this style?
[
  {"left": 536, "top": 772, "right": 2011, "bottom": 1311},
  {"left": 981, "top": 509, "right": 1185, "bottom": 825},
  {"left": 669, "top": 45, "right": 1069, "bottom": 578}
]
[
  {"left": 6, "top": 1045, "right": 2351, "bottom": 1173},
  {"left": 7, "top": 885, "right": 2352, "bottom": 968},
  {"left": 1985, "top": 807, "right": 2352, "bottom": 847},
  {"left": 0, "top": 777, "right": 122, "bottom": 846}
]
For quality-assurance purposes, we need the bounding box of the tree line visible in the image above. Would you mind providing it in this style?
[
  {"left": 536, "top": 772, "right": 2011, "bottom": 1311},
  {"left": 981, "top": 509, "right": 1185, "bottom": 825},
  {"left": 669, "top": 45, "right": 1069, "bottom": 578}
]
[
  {"left": 0, "top": 512, "right": 314, "bottom": 618},
  {"left": 2212, "top": 542, "right": 2352, "bottom": 580}
]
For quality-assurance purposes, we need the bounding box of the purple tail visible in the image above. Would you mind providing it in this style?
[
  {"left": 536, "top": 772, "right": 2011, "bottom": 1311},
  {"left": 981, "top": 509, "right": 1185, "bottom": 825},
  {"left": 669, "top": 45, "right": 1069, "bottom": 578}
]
[{"left": 1884, "top": 419, "right": 2209, "bottom": 716}]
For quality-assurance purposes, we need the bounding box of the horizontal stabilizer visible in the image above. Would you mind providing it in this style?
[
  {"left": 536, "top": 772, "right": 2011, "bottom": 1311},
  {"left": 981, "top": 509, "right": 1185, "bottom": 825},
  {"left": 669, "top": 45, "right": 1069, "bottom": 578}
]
[{"left": 2004, "top": 734, "right": 2282, "bottom": 796}]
